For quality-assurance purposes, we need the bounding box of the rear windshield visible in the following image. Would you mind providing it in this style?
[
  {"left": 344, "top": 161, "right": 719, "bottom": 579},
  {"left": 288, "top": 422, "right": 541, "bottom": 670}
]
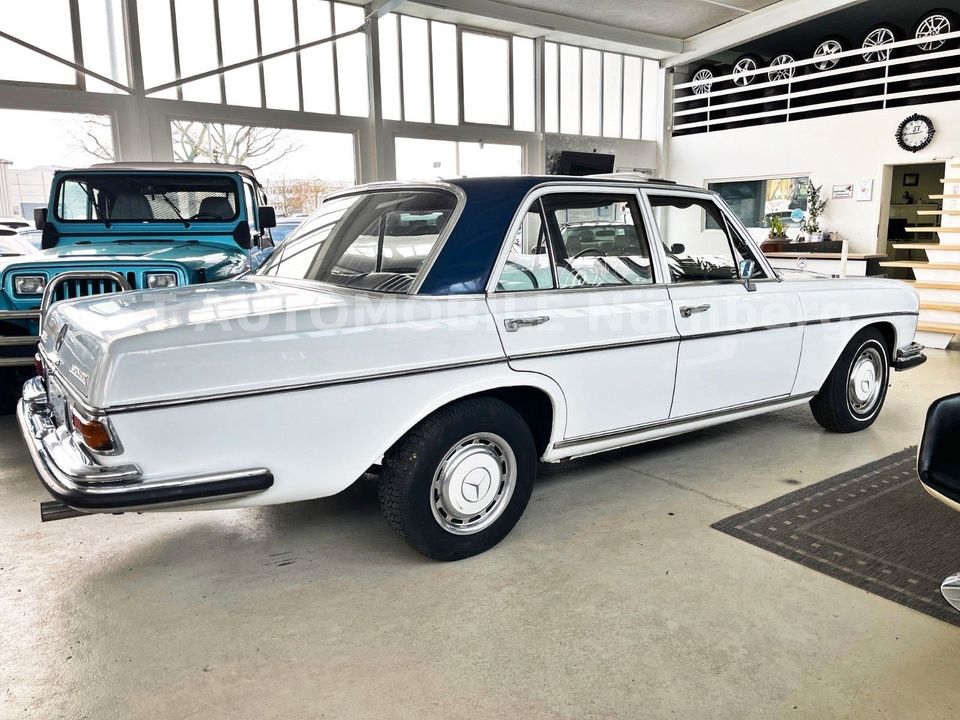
[
  {"left": 55, "top": 174, "right": 240, "bottom": 223},
  {"left": 256, "top": 189, "right": 457, "bottom": 294}
]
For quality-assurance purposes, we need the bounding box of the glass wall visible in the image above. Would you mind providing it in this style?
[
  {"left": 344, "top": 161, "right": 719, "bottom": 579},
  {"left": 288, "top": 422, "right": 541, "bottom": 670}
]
[
  {"left": 395, "top": 138, "right": 522, "bottom": 179},
  {"left": 138, "top": 0, "right": 368, "bottom": 116},
  {"left": 0, "top": 110, "right": 115, "bottom": 219},
  {"left": 170, "top": 121, "right": 355, "bottom": 215},
  {"left": 707, "top": 176, "right": 810, "bottom": 229}
]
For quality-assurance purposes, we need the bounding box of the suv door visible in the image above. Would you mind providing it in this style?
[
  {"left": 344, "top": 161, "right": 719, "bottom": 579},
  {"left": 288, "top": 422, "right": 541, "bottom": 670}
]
[
  {"left": 642, "top": 188, "right": 803, "bottom": 418},
  {"left": 486, "top": 186, "right": 678, "bottom": 441}
]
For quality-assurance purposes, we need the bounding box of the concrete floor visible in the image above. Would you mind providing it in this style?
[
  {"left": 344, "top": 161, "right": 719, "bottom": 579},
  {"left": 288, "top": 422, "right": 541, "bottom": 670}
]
[{"left": 2, "top": 351, "right": 959, "bottom": 720}]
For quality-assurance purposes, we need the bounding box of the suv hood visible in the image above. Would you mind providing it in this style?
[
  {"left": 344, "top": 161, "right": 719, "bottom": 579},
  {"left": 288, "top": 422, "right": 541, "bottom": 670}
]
[{"left": 41, "top": 277, "right": 502, "bottom": 409}]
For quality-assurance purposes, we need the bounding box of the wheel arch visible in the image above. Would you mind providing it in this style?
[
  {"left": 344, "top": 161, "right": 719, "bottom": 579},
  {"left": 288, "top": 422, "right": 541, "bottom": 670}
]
[
  {"left": 865, "top": 320, "right": 898, "bottom": 359},
  {"left": 381, "top": 373, "right": 567, "bottom": 464}
]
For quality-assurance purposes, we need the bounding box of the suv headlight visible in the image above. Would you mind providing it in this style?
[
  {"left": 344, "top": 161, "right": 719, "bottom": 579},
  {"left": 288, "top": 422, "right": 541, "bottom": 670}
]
[
  {"left": 145, "top": 272, "right": 178, "bottom": 289},
  {"left": 14, "top": 275, "right": 46, "bottom": 295}
]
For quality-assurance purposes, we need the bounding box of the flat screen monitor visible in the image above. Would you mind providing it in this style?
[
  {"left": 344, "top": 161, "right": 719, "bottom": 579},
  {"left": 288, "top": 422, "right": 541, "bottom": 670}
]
[{"left": 557, "top": 151, "right": 615, "bottom": 176}]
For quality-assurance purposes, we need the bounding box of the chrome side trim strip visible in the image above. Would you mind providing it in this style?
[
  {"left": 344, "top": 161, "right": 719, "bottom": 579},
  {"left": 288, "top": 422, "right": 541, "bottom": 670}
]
[
  {"left": 100, "top": 357, "right": 508, "bottom": 414},
  {"left": 555, "top": 392, "right": 818, "bottom": 450},
  {"left": 509, "top": 335, "right": 681, "bottom": 360}
]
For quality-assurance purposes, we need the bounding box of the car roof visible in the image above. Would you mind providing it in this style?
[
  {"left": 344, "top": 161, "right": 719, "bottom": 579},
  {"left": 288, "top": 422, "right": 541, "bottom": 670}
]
[{"left": 59, "top": 162, "right": 259, "bottom": 180}]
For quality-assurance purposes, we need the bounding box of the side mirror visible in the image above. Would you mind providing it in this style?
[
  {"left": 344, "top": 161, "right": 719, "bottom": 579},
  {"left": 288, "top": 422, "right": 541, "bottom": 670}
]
[
  {"left": 258, "top": 205, "right": 277, "bottom": 229},
  {"left": 34, "top": 208, "right": 47, "bottom": 230},
  {"left": 670, "top": 243, "right": 685, "bottom": 254},
  {"left": 738, "top": 259, "right": 756, "bottom": 292}
]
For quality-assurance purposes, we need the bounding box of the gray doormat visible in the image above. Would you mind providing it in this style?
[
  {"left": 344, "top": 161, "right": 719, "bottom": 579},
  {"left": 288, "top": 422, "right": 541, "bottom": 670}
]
[{"left": 713, "top": 447, "right": 960, "bottom": 627}]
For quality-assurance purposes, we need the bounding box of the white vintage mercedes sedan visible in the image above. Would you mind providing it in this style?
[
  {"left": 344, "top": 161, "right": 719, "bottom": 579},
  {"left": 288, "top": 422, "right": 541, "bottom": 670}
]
[{"left": 19, "top": 176, "right": 926, "bottom": 559}]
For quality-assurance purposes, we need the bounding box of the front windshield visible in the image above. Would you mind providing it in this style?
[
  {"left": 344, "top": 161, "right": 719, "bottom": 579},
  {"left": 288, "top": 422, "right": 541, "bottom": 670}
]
[
  {"left": 257, "top": 189, "right": 457, "bottom": 294},
  {"left": 55, "top": 174, "right": 240, "bottom": 223}
]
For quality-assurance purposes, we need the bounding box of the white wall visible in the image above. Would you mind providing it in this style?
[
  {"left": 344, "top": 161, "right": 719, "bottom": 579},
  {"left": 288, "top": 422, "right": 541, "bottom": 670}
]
[{"left": 666, "top": 100, "right": 960, "bottom": 254}]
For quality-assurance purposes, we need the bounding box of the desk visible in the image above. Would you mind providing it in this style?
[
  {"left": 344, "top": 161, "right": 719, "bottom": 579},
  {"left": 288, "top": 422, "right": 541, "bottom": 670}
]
[{"left": 763, "top": 252, "right": 887, "bottom": 277}]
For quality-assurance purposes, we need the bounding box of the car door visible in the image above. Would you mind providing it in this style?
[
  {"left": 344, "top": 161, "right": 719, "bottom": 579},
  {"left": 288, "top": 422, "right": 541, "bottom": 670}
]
[
  {"left": 486, "top": 185, "right": 678, "bottom": 441},
  {"left": 641, "top": 188, "right": 803, "bottom": 418}
]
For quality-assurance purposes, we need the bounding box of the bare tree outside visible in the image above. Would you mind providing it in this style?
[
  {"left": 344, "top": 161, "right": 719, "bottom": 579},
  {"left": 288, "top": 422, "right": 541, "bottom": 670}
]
[
  {"left": 267, "top": 178, "right": 350, "bottom": 215},
  {"left": 170, "top": 121, "right": 302, "bottom": 169},
  {"left": 70, "top": 115, "right": 116, "bottom": 162}
]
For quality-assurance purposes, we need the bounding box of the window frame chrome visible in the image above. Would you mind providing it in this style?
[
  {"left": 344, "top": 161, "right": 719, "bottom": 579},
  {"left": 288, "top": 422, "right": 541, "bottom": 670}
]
[
  {"left": 638, "top": 186, "right": 778, "bottom": 285},
  {"left": 486, "top": 182, "right": 671, "bottom": 295}
]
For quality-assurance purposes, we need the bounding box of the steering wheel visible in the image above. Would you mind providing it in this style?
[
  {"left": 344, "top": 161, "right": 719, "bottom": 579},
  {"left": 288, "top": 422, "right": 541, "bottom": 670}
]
[
  {"left": 188, "top": 211, "right": 223, "bottom": 220},
  {"left": 504, "top": 259, "right": 540, "bottom": 289},
  {"left": 571, "top": 247, "right": 606, "bottom": 259}
]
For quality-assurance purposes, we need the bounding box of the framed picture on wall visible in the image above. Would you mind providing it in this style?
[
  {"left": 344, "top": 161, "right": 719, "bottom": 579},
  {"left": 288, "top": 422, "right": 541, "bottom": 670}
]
[{"left": 903, "top": 173, "right": 920, "bottom": 187}]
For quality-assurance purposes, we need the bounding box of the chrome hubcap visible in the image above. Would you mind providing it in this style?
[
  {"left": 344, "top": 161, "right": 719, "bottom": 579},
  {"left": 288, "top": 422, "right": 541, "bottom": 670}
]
[
  {"left": 862, "top": 28, "right": 895, "bottom": 62},
  {"left": 847, "top": 346, "right": 884, "bottom": 415},
  {"left": 732, "top": 58, "right": 757, "bottom": 86},
  {"left": 917, "top": 15, "right": 951, "bottom": 51},
  {"left": 431, "top": 432, "right": 516, "bottom": 535},
  {"left": 692, "top": 69, "right": 714, "bottom": 96},
  {"left": 767, "top": 55, "right": 796, "bottom": 82},
  {"left": 813, "top": 40, "right": 843, "bottom": 70}
]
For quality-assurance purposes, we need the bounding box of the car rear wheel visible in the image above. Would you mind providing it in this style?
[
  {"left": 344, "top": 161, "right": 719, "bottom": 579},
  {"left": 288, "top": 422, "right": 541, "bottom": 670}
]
[
  {"left": 810, "top": 328, "right": 890, "bottom": 433},
  {"left": 379, "top": 397, "right": 536, "bottom": 560}
]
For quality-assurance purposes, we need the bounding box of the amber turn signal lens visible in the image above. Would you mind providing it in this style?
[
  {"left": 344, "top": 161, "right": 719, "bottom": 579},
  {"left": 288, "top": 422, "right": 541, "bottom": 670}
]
[{"left": 72, "top": 413, "right": 114, "bottom": 452}]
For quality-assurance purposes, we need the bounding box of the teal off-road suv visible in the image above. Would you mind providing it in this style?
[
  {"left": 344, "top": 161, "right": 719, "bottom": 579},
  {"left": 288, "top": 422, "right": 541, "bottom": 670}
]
[{"left": 0, "top": 162, "right": 276, "bottom": 370}]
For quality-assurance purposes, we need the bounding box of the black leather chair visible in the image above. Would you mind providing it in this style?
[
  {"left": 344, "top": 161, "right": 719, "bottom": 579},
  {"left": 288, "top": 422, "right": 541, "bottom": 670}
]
[{"left": 918, "top": 393, "right": 960, "bottom": 505}]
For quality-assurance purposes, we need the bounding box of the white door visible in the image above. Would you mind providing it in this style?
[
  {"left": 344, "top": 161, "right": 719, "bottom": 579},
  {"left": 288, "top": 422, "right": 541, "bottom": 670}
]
[
  {"left": 642, "top": 189, "right": 804, "bottom": 418},
  {"left": 486, "top": 187, "right": 678, "bottom": 440}
]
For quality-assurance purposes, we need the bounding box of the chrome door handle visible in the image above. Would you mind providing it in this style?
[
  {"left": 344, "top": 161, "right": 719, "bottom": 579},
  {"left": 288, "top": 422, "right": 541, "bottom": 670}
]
[
  {"left": 504, "top": 315, "right": 550, "bottom": 332},
  {"left": 679, "top": 304, "right": 711, "bottom": 318}
]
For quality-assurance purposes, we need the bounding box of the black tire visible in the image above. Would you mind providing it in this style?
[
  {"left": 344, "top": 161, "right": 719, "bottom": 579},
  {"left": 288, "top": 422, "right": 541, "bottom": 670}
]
[
  {"left": 914, "top": 9, "right": 959, "bottom": 52},
  {"left": 812, "top": 35, "right": 848, "bottom": 71},
  {"left": 731, "top": 54, "right": 763, "bottom": 87},
  {"left": 379, "top": 397, "right": 536, "bottom": 561},
  {"left": 810, "top": 328, "right": 891, "bottom": 433},
  {"left": 861, "top": 23, "right": 903, "bottom": 63}
]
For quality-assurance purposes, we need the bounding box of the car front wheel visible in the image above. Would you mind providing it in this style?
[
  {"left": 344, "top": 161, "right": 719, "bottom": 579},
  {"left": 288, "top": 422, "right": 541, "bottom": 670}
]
[
  {"left": 810, "top": 328, "right": 890, "bottom": 433},
  {"left": 379, "top": 397, "right": 536, "bottom": 560}
]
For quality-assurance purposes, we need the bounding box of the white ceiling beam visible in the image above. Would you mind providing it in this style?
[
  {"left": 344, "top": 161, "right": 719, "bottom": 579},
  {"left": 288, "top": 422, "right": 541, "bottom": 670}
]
[
  {"left": 662, "top": 0, "right": 869, "bottom": 68},
  {"left": 408, "top": 0, "right": 683, "bottom": 58},
  {"left": 366, "top": 0, "right": 406, "bottom": 18}
]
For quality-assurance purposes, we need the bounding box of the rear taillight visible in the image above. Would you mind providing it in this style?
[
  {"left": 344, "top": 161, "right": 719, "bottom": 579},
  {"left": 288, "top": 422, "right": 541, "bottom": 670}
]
[
  {"left": 72, "top": 412, "right": 114, "bottom": 453},
  {"left": 34, "top": 353, "right": 44, "bottom": 379}
]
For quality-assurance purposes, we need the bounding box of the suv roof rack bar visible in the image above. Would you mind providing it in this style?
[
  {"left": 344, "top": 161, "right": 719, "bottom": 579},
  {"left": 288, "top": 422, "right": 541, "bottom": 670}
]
[{"left": 585, "top": 172, "right": 677, "bottom": 184}]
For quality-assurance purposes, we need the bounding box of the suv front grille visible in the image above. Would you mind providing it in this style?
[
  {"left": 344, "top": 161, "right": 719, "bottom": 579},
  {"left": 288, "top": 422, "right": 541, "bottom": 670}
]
[{"left": 49, "top": 272, "right": 137, "bottom": 302}]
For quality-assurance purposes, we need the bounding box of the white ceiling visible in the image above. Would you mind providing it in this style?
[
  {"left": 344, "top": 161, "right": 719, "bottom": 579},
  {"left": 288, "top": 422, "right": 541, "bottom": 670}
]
[
  {"left": 500, "top": 0, "right": 781, "bottom": 40},
  {"left": 405, "top": 0, "right": 868, "bottom": 63}
]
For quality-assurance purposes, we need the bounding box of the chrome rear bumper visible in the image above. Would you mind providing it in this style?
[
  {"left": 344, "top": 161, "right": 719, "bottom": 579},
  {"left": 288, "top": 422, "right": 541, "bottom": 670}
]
[
  {"left": 18, "top": 376, "right": 273, "bottom": 518},
  {"left": 893, "top": 342, "right": 927, "bottom": 372}
]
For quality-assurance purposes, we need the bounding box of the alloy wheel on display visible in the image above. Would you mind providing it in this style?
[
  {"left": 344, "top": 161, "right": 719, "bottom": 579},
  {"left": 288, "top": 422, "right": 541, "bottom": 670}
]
[
  {"left": 862, "top": 27, "right": 897, "bottom": 62},
  {"left": 767, "top": 54, "right": 796, "bottom": 83},
  {"left": 813, "top": 39, "right": 844, "bottom": 71},
  {"left": 732, "top": 56, "right": 759, "bottom": 87},
  {"left": 691, "top": 68, "right": 715, "bottom": 96},
  {"left": 916, "top": 13, "right": 953, "bottom": 52}
]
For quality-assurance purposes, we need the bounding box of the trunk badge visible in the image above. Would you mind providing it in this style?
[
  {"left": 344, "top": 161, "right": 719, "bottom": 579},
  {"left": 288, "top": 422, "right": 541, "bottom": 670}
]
[{"left": 55, "top": 324, "right": 69, "bottom": 351}]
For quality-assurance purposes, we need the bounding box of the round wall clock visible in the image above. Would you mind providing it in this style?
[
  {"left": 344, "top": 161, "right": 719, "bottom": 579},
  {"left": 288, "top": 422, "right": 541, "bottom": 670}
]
[{"left": 895, "top": 113, "right": 935, "bottom": 152}]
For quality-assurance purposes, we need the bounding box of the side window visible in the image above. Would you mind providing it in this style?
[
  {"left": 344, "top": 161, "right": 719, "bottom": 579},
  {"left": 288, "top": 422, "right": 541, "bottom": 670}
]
[
  {"left": 497, "top": 202, "right": 555, "bottom": 292},
  {"left": 647, "top": 194, "right": 767, "bottom": 283},
  {"left": 541, "top": 193, "right": 655, "bottom": 289}
]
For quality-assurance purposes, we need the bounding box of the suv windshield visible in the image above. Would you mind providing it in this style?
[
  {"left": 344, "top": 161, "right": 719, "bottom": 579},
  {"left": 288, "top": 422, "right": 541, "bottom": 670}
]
[
  {"left": 257, "top": 189, "right": 457, "bottom": 294},
  {"left": 55, "top": 174, "right": 240, "bottom": 223}
]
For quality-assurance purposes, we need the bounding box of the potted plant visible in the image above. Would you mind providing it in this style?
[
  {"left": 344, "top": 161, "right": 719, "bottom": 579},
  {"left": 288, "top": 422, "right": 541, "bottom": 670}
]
[
  {"left": 799, "top": 182, "right": 827, "bottom": 243},
  {"left": 767, "top": 214, "right": 788, "bottom": 240}
]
